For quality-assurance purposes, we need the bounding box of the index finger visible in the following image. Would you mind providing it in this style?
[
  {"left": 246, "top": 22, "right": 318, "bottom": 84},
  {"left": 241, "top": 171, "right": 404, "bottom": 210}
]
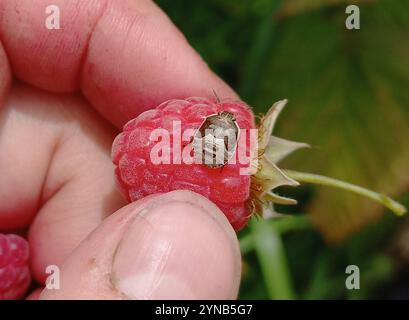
[{"left": 0, "top": 0, "right": 238, "bottom": 127}]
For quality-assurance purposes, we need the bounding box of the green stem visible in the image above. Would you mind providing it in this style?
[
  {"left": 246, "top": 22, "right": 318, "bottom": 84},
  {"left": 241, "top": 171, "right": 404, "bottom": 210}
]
[
  {"left": 250, "top": 218, "right": 295, "bottom": 299},
  {"left": 240, "top": 215, "right": 311, "bottom": 254},
  {"left": 283, "top": 169, "right": 407, "bottom": 216},
  {"left": 271, "top": 215, "right": 312, "bottom": 233}
]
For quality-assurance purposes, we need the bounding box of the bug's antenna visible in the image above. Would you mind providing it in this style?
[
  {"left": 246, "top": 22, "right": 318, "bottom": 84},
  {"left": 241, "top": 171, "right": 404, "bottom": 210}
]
[{"left": 212, "top": 89, "right": 221, "bottom": 103}]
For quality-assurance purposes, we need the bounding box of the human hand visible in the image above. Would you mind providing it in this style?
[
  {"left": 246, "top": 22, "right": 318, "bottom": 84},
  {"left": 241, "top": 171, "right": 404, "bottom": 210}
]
[{"left": 0, "top": 0, "right": 241, "bottom": 299}]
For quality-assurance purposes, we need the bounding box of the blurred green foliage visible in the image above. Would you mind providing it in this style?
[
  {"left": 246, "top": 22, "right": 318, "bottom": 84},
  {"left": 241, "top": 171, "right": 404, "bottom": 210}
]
[{"left": 155, "top": 0, "right": 409, "bottom": 299}]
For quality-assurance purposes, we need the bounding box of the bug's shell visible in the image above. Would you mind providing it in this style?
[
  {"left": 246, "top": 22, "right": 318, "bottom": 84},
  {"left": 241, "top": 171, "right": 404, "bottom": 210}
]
[{"left": 193, "top": 111, "right": 240, "bottom": 168}]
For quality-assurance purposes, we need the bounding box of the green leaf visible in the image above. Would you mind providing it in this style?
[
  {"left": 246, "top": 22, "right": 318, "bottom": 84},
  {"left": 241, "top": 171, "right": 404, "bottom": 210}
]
[{"left": 251, "top": 0, "right": 409, "bottom": 242}]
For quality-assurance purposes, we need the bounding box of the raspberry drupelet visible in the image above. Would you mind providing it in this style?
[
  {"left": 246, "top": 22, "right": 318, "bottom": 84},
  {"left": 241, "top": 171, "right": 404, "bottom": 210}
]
[
  {"left": 0, "top": 234, "right": 31, "bottom": 300},
  {"left": 112, "top": 97, "right": 255, "bottom": 230}
]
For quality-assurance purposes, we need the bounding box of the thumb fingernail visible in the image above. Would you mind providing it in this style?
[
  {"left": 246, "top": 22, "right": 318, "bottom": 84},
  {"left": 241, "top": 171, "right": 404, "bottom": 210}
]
[{"left": 111, "top": 197, "right": 240, "bottom": 299}]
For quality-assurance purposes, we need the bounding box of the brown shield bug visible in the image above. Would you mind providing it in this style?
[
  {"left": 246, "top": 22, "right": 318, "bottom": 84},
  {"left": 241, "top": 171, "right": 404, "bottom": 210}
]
[{"left": 192, "top": 111, "right": 240, "bottom": 168}]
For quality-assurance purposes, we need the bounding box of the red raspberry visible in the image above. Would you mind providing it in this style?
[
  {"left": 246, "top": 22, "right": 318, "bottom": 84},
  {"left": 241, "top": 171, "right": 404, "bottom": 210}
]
[
  {"left": 112, "top": 97, "right": 255, "bottom": 230},
  {"left": 112, "top": 97, "right": 408, "bottom": 234},
  {"left": 0, "top": 234, "right": 31, "bottom": 300}
]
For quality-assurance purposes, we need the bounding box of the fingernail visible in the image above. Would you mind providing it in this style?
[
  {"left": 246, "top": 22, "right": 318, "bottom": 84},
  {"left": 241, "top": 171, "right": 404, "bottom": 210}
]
[{"left": 111, "top": 198, "right": 240, "bottom": 299}]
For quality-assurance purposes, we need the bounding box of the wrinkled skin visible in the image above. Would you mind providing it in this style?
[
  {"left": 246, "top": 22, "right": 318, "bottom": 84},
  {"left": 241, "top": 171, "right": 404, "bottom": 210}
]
[{"left": 0, "top": 0, "right": 241, "bottom": 299}]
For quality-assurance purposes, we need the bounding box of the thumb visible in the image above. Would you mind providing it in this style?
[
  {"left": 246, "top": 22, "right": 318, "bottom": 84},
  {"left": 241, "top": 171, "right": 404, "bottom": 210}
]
[{"left": 39, "top": 190, "right": 241, "bottom": 300}]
